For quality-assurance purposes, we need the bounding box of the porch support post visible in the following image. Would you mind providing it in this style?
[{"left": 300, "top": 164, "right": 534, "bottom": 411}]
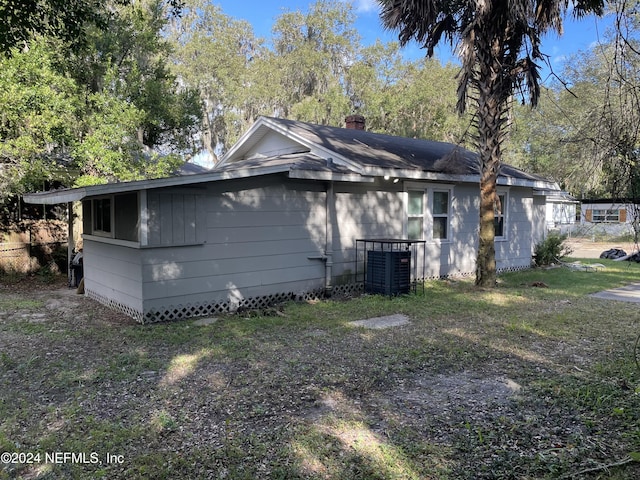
[{"left": 67, "top": 202, "right": 74, "bottom": 286}]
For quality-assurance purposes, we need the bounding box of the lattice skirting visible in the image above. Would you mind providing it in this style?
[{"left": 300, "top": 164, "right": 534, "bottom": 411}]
[
  {"left": 87, "top": 265, "right": 533, "bottom": 324},
  {"left": 87, "top": 287, "right": 326, "bottom": 324},
  {"left": 141, "top": 289, "right": 326, "bottom": 324},
  {"left": 86, "top": 288, "right": 144, "bottom": 323}
]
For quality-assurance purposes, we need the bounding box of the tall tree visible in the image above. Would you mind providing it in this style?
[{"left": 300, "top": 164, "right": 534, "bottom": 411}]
[
  {"left": 378, "top": 0, "right": 605, "bottom": 287},
  {"left": 167, "top": 0, "right": 258, "bottom": 164},
  {"left": 0, "top": 0, "right": 201, "bottom": 201},
  {"left": 347, "top": 41, "right": 471, "bottom": 142},
  {"left": 505, "top": 80, "right": 605, "bottom": 196},
  {"left": 269, "top": 0, "right": 359, "bottom": 124},
  {"left": 0, "top": 0, "right": 184, "bottom": 55},
  {"left": 73, "top": 0, "right": 201, "bottom": 158},
  {"left": 0, "top": 40, "right": 81, "bottom": 203}
]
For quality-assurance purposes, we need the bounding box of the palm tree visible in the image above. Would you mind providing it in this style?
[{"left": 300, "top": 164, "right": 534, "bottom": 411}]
[{"left": 378, "top": 0, "right": 604, "bottom": 287}]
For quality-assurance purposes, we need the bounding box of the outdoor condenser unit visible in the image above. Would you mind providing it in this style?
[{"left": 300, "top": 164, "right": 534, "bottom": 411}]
[{"left": 365, "top": 250, "right": 411, "bottom": 295}]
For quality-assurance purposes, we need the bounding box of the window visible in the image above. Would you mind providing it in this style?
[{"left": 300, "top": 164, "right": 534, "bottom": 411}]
[
  {"left": 407, "top": 191, "right": 424, "bottom": 240},
  {"left": 93, "top": 198, "right": 112, "bottom": 235},
  {"left": 432, "top": 190, "right": 449, "bottom": 240},
  {"left": 592, "top": 209, "right": 619, "bottom": 223},
  {"left": 494, "top": 193, "right": 506, "bottom": 238},
  {"left": 85, "top": 193, "right": 140, "bottom": 242},
  {"left": 406, "top": 187, "right": 452, "bottom": 241}
]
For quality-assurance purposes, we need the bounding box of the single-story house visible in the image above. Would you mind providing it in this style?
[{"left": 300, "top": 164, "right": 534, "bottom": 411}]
[{"left": 23, "top": 115, "right": 559, "bottom": 323}]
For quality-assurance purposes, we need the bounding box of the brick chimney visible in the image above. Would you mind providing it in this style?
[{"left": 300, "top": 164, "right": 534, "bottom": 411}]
[{"left": 345, "top": 114, "right": 365, "bottom": 130}]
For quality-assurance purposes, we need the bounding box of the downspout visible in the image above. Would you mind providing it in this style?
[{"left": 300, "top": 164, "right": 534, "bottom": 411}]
[{"left": 324, "top": 181, "right": 335, "bottom": 296}]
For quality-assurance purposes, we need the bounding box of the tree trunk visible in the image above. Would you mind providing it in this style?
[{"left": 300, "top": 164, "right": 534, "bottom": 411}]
[
  {"left": 474, "top": 36, "right": 506, "bottom": 288},
  {"left": 476, "top": 168, "right": 497, "bottom": 287}
]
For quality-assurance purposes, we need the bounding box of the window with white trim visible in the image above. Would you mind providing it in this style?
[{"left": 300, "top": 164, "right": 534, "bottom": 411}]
[
  {"left": 432, "top": 190, "right": 450, "bottom": 240},
  {"left": 494, "top": 192, "right": 507, "bottom": 238},
  {"left": 406, "top": 186, "right": 452, "bottom": 241},
  {"left": 407, "top": 190, "right": 424, "bottom": 240},
  {"left": 592, "top": 209, "right": 619, "bottom": 223}
]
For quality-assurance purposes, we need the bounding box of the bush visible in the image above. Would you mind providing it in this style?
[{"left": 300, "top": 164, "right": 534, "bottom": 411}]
[{"left": 533, "top": 233, "right": 573, "bottom": 266}]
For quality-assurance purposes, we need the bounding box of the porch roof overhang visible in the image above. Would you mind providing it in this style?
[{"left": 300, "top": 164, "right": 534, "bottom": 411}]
[{"left": 22, "top": 161, "right": 373, "bottom": 205}]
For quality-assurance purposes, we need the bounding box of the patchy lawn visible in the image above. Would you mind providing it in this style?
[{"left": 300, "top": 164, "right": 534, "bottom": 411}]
[{"left": 1, "top": 261, "right": 640, "bottom": 479}]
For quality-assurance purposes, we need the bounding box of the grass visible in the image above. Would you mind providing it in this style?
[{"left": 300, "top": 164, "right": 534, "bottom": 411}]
[{"left": 1, "top": 259, "right": 640, "bottom": 479}]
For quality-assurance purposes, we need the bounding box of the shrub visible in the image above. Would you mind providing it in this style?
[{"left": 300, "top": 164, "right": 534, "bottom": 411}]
[{"left": 533, "top": 233, "right": 573, "bottom": 266}]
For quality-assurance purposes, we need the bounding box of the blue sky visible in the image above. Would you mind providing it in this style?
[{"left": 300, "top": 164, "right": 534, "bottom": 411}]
[{"left": 214, "top": 0, "right": 613, "bottom": 84}]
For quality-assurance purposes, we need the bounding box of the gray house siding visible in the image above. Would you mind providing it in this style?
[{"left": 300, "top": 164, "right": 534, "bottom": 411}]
[
  {"left": 328, "top": 182, "right": 539, "bottom": 284},
  {"left": 532, "top": 194, "right": 547, "bottom": 247},
  {"left": 80, "top": 178, "right": 544, "bottom": 322},
  {"left": 494, "top": 188, "right": 535, "bottom": 271},
  {"left": 330, "top": 181, "right": 405, "bottom": 284},
  {"left": 146, "top": 191, "right": 206, "bottom": 246},
  {"left": 83, "top": 240, "right": 144, "bottom": 320},
  {"left": 139, "top": 176, "right": 327, "bottom": 321}
]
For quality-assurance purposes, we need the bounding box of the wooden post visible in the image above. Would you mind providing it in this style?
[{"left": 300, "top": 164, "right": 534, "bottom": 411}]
[{"left": 67, "top": 202, "right": 74, "bottom": 286}]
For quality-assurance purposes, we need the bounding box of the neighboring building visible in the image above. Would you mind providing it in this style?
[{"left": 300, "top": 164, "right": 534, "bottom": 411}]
[
  {"left": 581, "top": 199, "right": 638, "bottom": 225},
  {"left": 24, "top": 116, "right": 559, "bottom": 323},
  {"left": 544, "top": 190, "right": 579, "bottom": 229}
]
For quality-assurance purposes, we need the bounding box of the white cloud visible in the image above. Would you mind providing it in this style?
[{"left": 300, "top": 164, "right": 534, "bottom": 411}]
[{"left": 349, "top": 0, "right": 379, "bottom": 14}]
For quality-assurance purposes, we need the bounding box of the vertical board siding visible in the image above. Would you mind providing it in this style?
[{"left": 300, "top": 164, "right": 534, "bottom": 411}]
[{"left": 147, "top": 191, "right": 205, "bottom": 246}]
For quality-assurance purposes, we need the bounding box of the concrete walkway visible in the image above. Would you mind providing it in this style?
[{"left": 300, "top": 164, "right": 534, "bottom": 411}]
[
  {"left": 349, "top": 314, "right": 411, "bottom": 329},
  {"left": 591, "top": 283, "right": 640, "bottom": 303}
]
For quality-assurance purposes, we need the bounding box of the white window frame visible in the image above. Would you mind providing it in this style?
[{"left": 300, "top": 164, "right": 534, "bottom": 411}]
[
  {"left": 431, "top": 188, "right": 452, "bottom": 241},
  {"left": 86, "top": 193, "right": 142, "bottom": 247},
  {"left": 405, "top": 184, "right": 453, "bottom": 242},
  {"left": 592, "top": 208, "right": 619, "bottom": 223},
  {"left": 494, "top": 190, "right": 509, "bottom": 240},
  {"left": 407, "top": 190, "right": 425, "bottom": 240}
]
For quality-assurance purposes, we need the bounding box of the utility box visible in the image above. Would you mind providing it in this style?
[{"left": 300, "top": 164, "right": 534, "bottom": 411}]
[{"left": 365, "top": 250, "right": 411, "bottom": 295}]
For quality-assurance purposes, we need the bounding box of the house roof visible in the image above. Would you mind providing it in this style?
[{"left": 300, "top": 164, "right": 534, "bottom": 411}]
[
  {"left": 175, "top": 162, "right": 210, "bottom": 175},
  {"left": 23, "top": 116, "right": 558, "bottom": 205},
  {"left": 222, "top": 116, "right": 556, "bottom": 186}
]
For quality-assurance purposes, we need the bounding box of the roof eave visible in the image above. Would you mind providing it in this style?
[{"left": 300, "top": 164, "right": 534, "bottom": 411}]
[
  {"left": 363, "top": 167, "right": 559, "bottom": 190},
  {"left": 23, "top": 164, "right": 294, "bottom": 204},
  {"left": 288, "top": 170, "right": 375, "bottom": 183},
  {"left": 23, "top": 188, "right": 89, "bottom": 205}
]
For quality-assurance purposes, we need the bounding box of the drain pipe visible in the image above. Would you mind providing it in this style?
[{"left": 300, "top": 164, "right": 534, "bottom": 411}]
[
  {"left": 307, "top": 181, "right": 335, "bottom": 295},
  {"left": 324, "top": 181, "right": 335, "bottom": 296}
]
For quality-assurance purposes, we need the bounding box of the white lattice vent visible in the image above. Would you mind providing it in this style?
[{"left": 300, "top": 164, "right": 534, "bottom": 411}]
[
  {"left": 498, "top": 265, "right": 532, "bottom": 274},
  {"left": 86, "top": 288, "right": 144, "bottom": 323},
  {"left": 144, "top": 300, "right": 229, "bottom": 324},
  {"left": 331, "top": 282, "right": 364, "bottom": 297},
  {"left": 142, "top": 289, "right": 326, "bottom": 324}
]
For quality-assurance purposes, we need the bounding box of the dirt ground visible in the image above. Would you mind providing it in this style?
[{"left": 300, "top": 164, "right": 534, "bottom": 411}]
[
  {"left": 2, "top": 263, "right": 640, "bottom": 478},
  {"left": 564, "top": 238, "right": 639, "bottom": 259}
]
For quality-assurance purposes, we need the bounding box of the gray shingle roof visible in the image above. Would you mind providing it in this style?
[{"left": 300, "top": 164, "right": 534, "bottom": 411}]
[{"left": 260, "top": 116, "right": 551, "bottom": 184}]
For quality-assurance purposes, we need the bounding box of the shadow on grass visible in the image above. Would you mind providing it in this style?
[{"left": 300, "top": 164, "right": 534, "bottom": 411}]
[{"left": 2, "top": 265, "right": 640, "bottom": 479}]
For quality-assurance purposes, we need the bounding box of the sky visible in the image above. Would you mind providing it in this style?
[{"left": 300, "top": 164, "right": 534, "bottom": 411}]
[{"left": 213, "top": 0, "right": 613, "bottom": 85}]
